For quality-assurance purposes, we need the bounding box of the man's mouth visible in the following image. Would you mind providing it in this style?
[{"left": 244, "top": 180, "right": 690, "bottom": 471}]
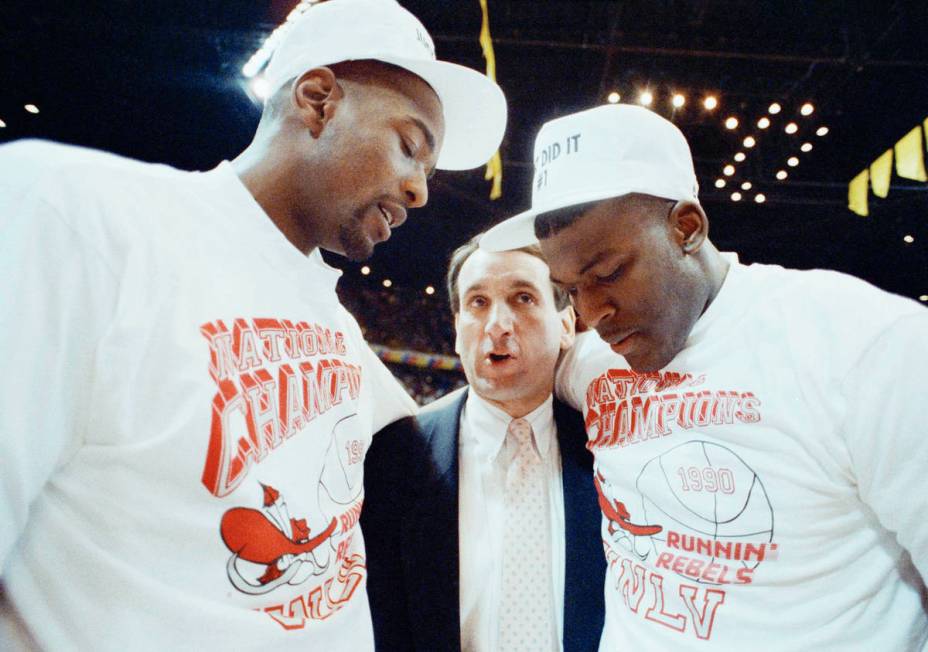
[
  {"left": 486, "top": 352, "right": 514, "bottom": 364},
  {"left": 377, "top": 202, "right": 407, "bottom": 229}
]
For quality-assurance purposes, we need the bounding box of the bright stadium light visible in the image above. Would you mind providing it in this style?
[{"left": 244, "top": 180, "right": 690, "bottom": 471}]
[
  {"left": 607, "top": 91, "right": 621, "bottom": 104},
  {"left": 703, "top": 95, "right": 718, "bottom": 110}
]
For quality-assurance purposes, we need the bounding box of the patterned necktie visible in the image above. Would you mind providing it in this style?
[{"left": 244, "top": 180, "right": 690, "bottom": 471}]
[{"left": 498, "top": 417, "right": 555, "bottom": 651}]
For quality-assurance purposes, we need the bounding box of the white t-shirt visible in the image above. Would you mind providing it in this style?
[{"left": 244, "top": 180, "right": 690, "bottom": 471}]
[
  {"left": 557, "top": 253, "right": 928, "bottom": 650},
  {"left": 0, "top": 141, "right": 416, "bottom": 651}
]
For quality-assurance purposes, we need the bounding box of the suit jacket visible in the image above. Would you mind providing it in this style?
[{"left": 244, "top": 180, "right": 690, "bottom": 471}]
[{"left": 362, "top": 387, "right": 605, "bottom": 652}]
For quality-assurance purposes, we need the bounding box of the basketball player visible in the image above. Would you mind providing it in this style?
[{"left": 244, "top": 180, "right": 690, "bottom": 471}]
[
  {"left": 0, "top": 1, "right": 505, "bottom": 650},
  {"left": 480, "top": 104, "right": 928, "bottom": 649}
]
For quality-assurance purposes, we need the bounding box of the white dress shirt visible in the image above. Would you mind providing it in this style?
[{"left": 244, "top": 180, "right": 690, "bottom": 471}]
[{"left": 458, "top": 391, "right": 565, "bottom": 652}]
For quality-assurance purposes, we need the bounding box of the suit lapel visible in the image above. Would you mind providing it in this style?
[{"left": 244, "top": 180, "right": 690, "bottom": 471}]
[{"left": 405, "top": 389, "right": 467, "bottom": 652}]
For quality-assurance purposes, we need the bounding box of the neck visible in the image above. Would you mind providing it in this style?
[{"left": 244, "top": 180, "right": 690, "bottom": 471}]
[
  {"left": 479, "top": 390, "right": 552, "bottom": 420},
  {"left": 697, "top": 241, "right": 730, "bottom": 315},
  {"left": 231, "top": 136, "right": 317, "bottom": 256}
]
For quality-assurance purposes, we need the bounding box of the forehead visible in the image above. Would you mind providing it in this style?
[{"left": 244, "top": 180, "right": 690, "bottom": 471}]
[
  {"left": 540, "top": 198, "right": 650, "bottom": 275},
  {"left": 458, "top": 249, "right": 552, "bottom": 294},
  {"left": 360, "top": 69, "right": 445, "bottom": 139}
]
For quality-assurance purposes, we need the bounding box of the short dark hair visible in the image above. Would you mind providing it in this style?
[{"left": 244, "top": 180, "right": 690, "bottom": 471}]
[
  {"left": 533, "top": 193, "right": 676, "bottom": 241},
  {"left": 446, "top": 235, "right": 570, "bottom": 314},
  {"left": 533, "top": 201, "right": 600, "bottom": 241},
  {"left": 258, "top": 59, "right": 418, "bottom": 126}
]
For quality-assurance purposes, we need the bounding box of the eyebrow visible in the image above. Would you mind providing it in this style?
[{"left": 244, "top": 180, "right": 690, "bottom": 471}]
[
  {"left": 408, "top": 117, "right": 436, "bottom": 154},
  {"left": 462, "top": 279, "right": 544, "bottom": 296},
  {"left": 549, "top": 250, "right": 614, "bottom": 286}
]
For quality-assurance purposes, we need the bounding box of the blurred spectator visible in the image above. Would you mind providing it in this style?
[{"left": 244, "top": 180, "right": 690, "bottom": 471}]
[{"left": 339, "top": 281, "right": 463, "bottom": 405}]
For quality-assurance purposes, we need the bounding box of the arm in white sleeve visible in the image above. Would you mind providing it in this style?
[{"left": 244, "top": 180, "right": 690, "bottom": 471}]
[
  {"left": 0, "top": 188, "right": 117, "bottom": 570},
  {"left": 842, "top": 310, "right": 928, "bottom": 580},
  {"left": 555, "top": 330, "right": 591, "bottom": 410},
  {"left": 353, "top": 333, "right": 417, "bottom": 433}
]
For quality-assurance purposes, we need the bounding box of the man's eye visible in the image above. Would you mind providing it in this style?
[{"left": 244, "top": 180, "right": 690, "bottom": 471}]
[
  {"left": 469, "top": 296, "right": 487, "bottom": 308},
  {"left": 400, "top": 137, "right": 414, "bottom": 157},
  {"left": 596, "top": 266, "right": 623, "bottom": 283},
  {"left": 515, "top": 293, "right": 535, "bottom": 304}
]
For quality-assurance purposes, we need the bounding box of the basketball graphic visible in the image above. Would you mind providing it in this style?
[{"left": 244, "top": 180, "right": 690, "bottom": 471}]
[{"left": 636, "top": 441, "right": 774, "bottom": 582}]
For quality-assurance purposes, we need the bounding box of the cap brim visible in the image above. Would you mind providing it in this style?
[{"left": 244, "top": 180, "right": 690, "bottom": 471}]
[
  {"left": 378, "top": 55, "right": 506, "bottom": 171},
  {"left": 479, "top": 208, "right": 538, "bottom": 252}
]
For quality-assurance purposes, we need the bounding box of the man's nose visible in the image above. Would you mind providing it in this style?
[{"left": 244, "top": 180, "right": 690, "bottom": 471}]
[
  {"left": 485, "top": 301, "right": 514, "bottom": 338},
  {"left": 573, "top": 288, "right": 615, "bottom": 330},
  {"left": 401, "top": 167, "right": 429, "bottom": 209}
]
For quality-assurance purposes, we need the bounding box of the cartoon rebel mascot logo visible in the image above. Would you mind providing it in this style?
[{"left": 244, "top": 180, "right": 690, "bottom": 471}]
[
  {"left": 595, "top": 467, "right": 663, "bottom": 561},
  {"left": 220, "top": 414, "right": 364, "bottom": 595}
]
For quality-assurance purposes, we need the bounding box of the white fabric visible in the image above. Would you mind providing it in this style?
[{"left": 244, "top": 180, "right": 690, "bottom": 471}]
[
  {"left": 0, "top": 140, "right": 416, "bottom": 651},
  {"left": 264, "top": 0, "right": 507, "bottom": 171},
  {"left": 480, "top": 104, "right": 698, "bottom": 252},
  {"left": 458, "top": 392, "right": 564, "bottom": 652},
  {"left": 556, "top": 253, "right": 928, "bottom": 650},
  {"left": 498, "top": 417, "right": 555, "bottom": 652}
]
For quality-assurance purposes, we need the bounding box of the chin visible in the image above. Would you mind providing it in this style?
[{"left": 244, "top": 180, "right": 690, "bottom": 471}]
[{"left": 338, "top": 234, "right": 375, "bottom": 262}]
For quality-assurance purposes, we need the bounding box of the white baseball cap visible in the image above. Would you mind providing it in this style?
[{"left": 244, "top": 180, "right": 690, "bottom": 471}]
[
  {"left": 480, "top": 104, "right": 699, "bottom": 251},
  {"left": 264, "top": 0, "right": 507, "bottom": 171}
]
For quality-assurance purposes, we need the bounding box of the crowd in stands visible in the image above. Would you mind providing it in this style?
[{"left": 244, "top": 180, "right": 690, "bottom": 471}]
[{"left": 339, "top": 282, "right": 464, "bottom": 405}]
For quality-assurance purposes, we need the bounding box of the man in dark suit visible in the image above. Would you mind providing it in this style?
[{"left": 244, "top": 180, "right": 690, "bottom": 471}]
[{"left": 362, "top": 235, "right": 606, "bottom": 652}]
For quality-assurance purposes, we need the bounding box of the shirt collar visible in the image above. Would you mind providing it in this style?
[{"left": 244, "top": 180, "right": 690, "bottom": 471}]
[{"left": 464, "top": 391, "right": 556, "bottom": 463}]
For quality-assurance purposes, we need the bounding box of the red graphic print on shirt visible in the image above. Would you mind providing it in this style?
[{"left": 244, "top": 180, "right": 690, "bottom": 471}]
[
  {"left": 586, "top": 368, "right": 779, "bottom": 641},
  {"left": 199, "top": 318, "right": 368, "bottom": 631}
]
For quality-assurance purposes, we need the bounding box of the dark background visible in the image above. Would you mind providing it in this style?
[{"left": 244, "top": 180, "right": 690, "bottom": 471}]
[{"left": 3, "top": 0, "right": 926, "bottom": 310}]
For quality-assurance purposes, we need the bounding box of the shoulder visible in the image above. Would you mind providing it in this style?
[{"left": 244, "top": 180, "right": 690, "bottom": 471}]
[
  {"left": 0, "top": 139, "right": 184, "bottom": 192},
  {"left": 743, "top": 262, "right": 923, "bottom": 337}
]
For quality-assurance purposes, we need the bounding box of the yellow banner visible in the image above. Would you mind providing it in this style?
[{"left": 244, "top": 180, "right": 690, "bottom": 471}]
[
  {"left": 479, "top": 0, "right": 502, "bottom": 199},
  {"left": 894, "top": 124, "right": 927, "bottom": 182},
  {"left": 848, "top": 169, "right": 869, "bottom": 217},
  {"left": 869, "top": 149, "right": 893, "bottom": 198}
]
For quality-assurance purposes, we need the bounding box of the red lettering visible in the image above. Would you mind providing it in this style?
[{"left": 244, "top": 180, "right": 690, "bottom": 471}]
[{"left": 679, "top": 585, "right": 726, "bottom": 640}]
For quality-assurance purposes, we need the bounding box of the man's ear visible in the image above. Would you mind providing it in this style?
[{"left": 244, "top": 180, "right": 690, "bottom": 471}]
[
  {"left": 453, "top": 312, "right": 463, "bottom": 356},
  {"left": 291, "top": 67, "right": 343, "bottom": 138},
  {"left": 669, "top": 200, "right": 709, "bottom": 255},
  {"left": 558, "top": 305, "right": 576, "bottom": 351}
]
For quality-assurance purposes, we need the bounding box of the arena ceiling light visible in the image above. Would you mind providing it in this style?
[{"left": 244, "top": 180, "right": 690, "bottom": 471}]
[
  {"left": 242, "top": 0, "right": 320, "bottom": 78},
  {"left": 800, "top": 102, "right": 815, "bottom": 116},
  {"left": 743, "top": 135, "right": 756, "bottom": 148},
  {"left": 816, "top": 126, "right": 830, "bottom": 137},
  {"left": 785, "top": 122, "right": 798, "bottom": 134},
  {"left": 638, "top": 91, "right": 654, "bottom": 106},
  {"left": 904, "top": 235, "right": 915, "bottom": 244},
  {"left": 787, "top": 156, "right": 799, "bottom": 167},
  {"left": 920, "top": 295, "right": 928, "bottom": 302},
  {"left": 776, "top": 170, "right": 788, "bottom": 180},
  {"left": 754, "top": 193, "right": 766, "bottom": 203},
  {"left": 741, "top": 181, "right": 752, "bottom": 190},
  {"left": 249, "top": 77, "right": 271, "bottom": 101},
  {"left": 382, "top": 279, "right": 393, "bottom": 288},
  {"left": 723, "top": 164, "right": 736, "bottom": 176},
  {"left": 768, "top": 102, "right": 782, "bottom": 115},
  {"left": 672, "top": 93, "right": 686, "bottom": 108},
  {"left": 757, "top": 116, "right": 770, "bottom": 129},
  {"left": 24, "top": 104, "right": 39, "bottom": 114},
  {"left": 715, "top": 178, "right": 727, "bottom": 188},
  {"left": 607, "top": 91, "right": 621, "bottom": 104},
  {"left": 724, "top": 116, "right": 739, "bottom": 130},
  {"left": 734, "top": 152, "right": 746, "bottom": 162},
  {"left": 0, "top": 119, "right": 5, "bottom": 128},
  {"left": 801, "top": 142, "right": 813, "bottom": 153},
  {"left": 360, "top": 265, "right": 371, "bottom": 276},
  {"left": 703, "top": 95, "right": 718, "bottom": 110},
  {"left": 425, "top": 286, "right": 436, "bottom": 295},
  {"left": 731, "top": 191, "right": 742, "bottom": 201}
]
